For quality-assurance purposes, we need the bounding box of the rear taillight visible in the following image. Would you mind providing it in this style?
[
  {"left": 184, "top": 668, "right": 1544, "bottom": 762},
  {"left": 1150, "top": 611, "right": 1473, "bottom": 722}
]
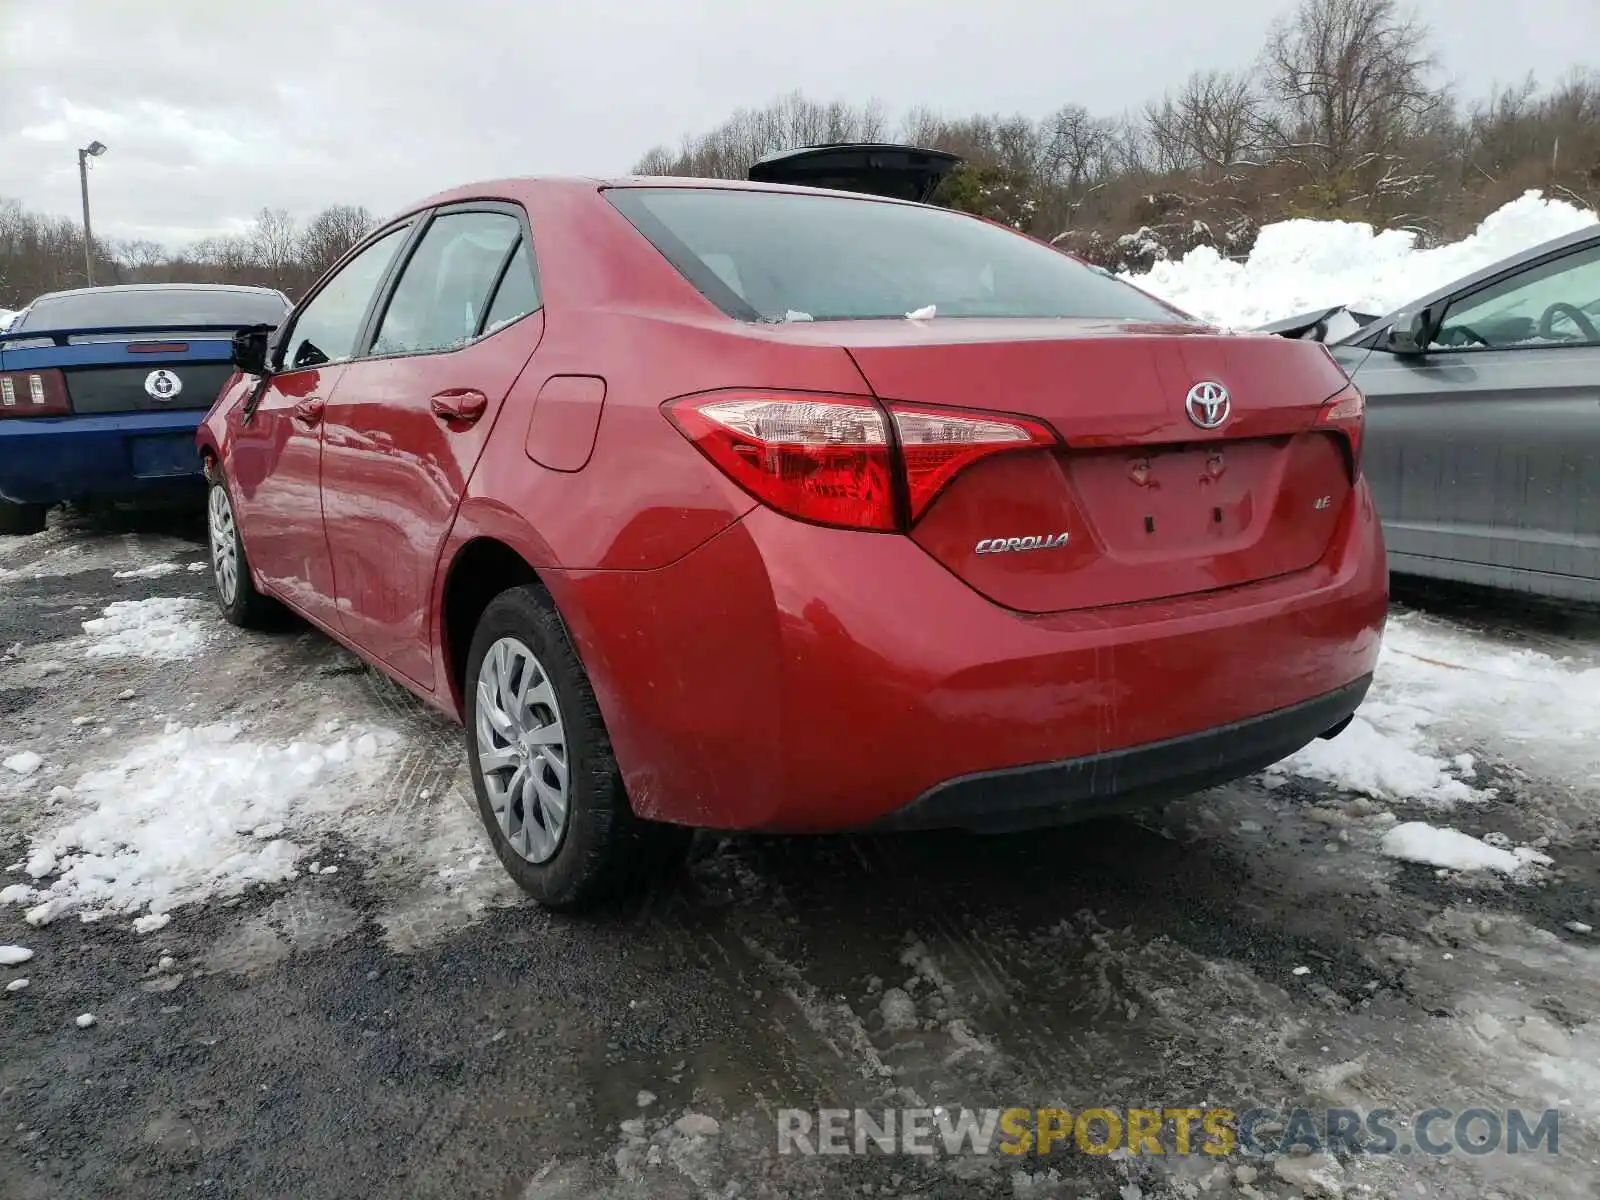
[
  {"left": 665, "top": 391, "right": 1059, "bottom": 532},
  {"left": 0, "top": 370, "right": 70, "bottom": 418},
  {"left": 1316, "top": 382, "right": 1365, "bottom": 477},
  {"left": 891, "top": 404, "right": 1059, "bottom": 520}
]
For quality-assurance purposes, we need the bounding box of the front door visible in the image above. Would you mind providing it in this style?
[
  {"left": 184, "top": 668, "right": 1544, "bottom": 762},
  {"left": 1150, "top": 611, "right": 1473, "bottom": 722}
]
[
  {"left": 319, "top": 207, "right": 546, "bottom": 689},
  {"left": 1357, "top": 239, "right": 1600, "bottom": 592},
  {"left": 228, "top": 225, "right": 412, "bottom": 629}
]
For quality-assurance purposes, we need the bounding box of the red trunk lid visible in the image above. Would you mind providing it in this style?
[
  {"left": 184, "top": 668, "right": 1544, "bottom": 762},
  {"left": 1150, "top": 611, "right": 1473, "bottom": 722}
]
[{"left": 786, "top": 318, "right": 1354, "bottom": 612}]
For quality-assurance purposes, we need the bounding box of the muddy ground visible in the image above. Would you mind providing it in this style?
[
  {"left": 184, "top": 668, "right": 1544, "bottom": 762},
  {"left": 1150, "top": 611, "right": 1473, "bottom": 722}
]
[{"left": 2, "top": 506, "right": 1597, "bottom": 1200}]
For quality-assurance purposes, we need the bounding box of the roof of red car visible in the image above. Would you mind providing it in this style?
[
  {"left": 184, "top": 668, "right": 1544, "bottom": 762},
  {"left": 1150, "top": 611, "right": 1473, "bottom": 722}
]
[{"left": 401, "top": 174, "right": 920, "bottom": 215}]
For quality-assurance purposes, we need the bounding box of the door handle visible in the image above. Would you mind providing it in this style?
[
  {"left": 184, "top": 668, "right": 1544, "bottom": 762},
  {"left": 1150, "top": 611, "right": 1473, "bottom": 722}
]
[
  {"left": 430, "top": 389, "right": 489, "bottom": 425},
  {"left": 293, "top": 397, "right": 325, "bottom": 426}
]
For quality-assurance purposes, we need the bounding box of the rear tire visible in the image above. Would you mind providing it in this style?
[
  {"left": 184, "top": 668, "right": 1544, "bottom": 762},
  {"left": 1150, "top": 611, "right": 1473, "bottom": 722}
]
[
  {"left": 206, "top": 477, "right": 281, "bottom": 629},
  {"left": 0, "top": 501, "right": 48, "bottom": 536},
  {"left": 464, "top": 585, "right": 690, "bottom": 911}
]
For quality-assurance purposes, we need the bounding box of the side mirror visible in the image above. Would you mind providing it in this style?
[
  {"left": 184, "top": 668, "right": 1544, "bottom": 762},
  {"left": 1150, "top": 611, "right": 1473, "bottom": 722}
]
[
  {"left": 231, "top": 324, "right": 275, "bottom": 377},
  {"left": 1384, "top": 307, "right": 1432, "bottom": 356}
]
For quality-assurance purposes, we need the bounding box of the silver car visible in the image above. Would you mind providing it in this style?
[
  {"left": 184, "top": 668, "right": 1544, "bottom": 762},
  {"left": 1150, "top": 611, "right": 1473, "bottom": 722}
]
[{"left": 1268, "top": 223, "right": 1600, "bottom": 602}]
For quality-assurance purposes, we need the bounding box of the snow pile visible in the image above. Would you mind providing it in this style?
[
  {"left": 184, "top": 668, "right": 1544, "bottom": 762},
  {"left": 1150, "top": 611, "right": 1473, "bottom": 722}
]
[
  {"left": 1127, "top": 190, "right": 1598, "bottom": 328},
  {"left": 82, "top": 597, "right": 213, "bottom": 662},
  {"left": 1278, "top": 611, "right": 1600, "bottom": 803},
  {"left": 1381, "top": 821, "right": 1551, "bottom": 875},
  {"left": 2, "top": 721, "right": 400, "bottom": 927},
  {"left": 3, "top": 751, "right": 43, "bottom": 776},
  {"left": 112, "top": 563, "right": 179, "bottom": 580}
]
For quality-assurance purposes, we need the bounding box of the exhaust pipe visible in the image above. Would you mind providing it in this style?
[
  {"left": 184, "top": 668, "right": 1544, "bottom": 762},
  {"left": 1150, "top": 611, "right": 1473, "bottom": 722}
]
[{"left": 1317, "top": 714, "right": 1354, "bottom": 740}]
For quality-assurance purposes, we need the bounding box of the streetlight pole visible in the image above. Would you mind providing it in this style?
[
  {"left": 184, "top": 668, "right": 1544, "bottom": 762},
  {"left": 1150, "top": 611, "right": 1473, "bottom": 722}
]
[{"left": 77, "top": 140, "right": 107, "bottom": 287}]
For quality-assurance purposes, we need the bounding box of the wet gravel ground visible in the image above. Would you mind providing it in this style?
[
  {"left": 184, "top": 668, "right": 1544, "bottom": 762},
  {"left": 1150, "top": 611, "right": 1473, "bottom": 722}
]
[{"left": 1, "top": 507, "right": 1598, "bottom": 1200}]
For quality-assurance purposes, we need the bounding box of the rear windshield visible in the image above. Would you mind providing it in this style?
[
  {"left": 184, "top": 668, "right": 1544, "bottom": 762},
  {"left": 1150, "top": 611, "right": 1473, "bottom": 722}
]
[
  {"left": 13, "top": 288, "right": 288, "bottom": 332},
  {"left": 605, "top": 187, "right": 1184, "bottom": 324}
]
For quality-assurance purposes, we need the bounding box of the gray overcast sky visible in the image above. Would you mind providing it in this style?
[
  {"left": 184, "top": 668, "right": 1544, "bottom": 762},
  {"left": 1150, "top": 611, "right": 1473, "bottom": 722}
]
[{"left": 3, "top": 0, "right": 1596, "bottom": 247}]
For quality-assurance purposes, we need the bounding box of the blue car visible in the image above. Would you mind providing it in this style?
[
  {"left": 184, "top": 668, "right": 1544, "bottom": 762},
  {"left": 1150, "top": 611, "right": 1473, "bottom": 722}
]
[{"left": 0, "top": 283, "right": 290, "bottom": 533}]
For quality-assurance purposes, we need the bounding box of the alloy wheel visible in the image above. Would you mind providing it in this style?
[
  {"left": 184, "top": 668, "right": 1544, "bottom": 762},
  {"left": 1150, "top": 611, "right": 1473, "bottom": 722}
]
[
  {"left": 208, "top": 485, "right": 239, "bottom": 606},
  {"left": 474, "top": 636, "right": 570, "bottom": 864}
]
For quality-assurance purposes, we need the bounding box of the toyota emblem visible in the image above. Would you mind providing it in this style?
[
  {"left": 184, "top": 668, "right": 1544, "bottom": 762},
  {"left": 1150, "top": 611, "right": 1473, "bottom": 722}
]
[{"left": 1184, "top": 381, "right": 1230, "bottom": 429}]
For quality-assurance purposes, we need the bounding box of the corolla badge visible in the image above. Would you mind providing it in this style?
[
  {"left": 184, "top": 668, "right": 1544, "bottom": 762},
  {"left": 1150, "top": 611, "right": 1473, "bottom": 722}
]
[
  {"left": 975, "top": 532, "right": 1070, "bottom": 555},
  {"left": 1184, "top": 381, "right": 1229, "bottom": 429},
  {"left": 144, "top": 369, "right": 183, "bottom": 401}
]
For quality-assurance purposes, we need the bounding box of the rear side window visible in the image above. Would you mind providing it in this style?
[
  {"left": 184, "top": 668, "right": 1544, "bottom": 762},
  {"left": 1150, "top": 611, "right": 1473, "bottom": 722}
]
[
  {"left": 482, "top": 241, "right": 541, "bottom": 334},
  {"left": 282, "top": 226, "right": 408, "bottom": 370},
  {"left": 373, "top": 212, "right": 523, "bottom": 356},
  {"left": 605, "top": 187, "right": 1184, "bottom": 324},
  {"left": 15, "top": 288, "right": 288, "bottom": 331}
]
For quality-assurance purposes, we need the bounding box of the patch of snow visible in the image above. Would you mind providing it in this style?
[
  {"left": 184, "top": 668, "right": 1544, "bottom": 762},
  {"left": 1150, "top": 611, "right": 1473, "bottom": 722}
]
[
  {"left": 112, "top": 563, "right": 180, "bottom": 580},
  {"left": 3, "top": 751, "right": 42, "bottom": 776},
  {"left": 1380, "top": 821, "right": 1551, "bottom": 875},
  {"left": 879, "top": 987, "right": 919, "bottom": 1031},
  {"left": 0, "top": 945, "right": 34, "bottom": 965},
  {"left": 0, "top": 309, "right": 14, "bottom": 331},
  {"left": 132, "top": 912, "right": 171, "bottom": 934},
  {"left": 82, "top": 598, "right": 212, "bottom": 662},
  {"left": 782, "top": 310, "right": 813, "bottom": 323},
  {"left": 1276, "top": 610, "right": 1600, "bottom": 803},
  {"left": 75, "top": 1012, "right": 96, "bottom": 1028},
  {"left": 186, "top": 561, "right": 208, "bottom": 573},
  {"left": 5, "top": 978, "right": 27, "bottom": 993},
  {"left": 905, "top": 304, "right": 937, "bottom": 320},
  {"left": 3, "top": 721, "right": 398, "bottom": 926},
  {"left": 1127, "top": 189, "right": 1598, "bottom": 327}
]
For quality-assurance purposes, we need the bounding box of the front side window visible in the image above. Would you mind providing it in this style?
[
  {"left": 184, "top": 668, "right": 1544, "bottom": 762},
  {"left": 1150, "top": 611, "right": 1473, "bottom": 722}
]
[
  {"left": 372, "top": 212, "right": 523, "bottom": 356},
  {"left": 1432, "top": 243, "right": 1600, "bottom": 350},
  {"left": 605, "top": 187, "right": 1184, "bottom": 324},
  {"left": 281, "top": 226, "right": 408, "bottom": 371}
]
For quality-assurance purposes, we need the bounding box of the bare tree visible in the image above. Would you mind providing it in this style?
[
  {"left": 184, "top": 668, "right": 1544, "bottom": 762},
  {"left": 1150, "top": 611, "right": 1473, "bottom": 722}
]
[
  {"left": 297, "top": 205, "right": 374, "bottom": 280},
  {"left": 249, "top": 207, "right": 299, "bottom": 290},
  {"left": 1262, "top": 0, "right": 1443, "bottom": 196},
  {"left": 1145, "top": 70, "right": 1263, "bottom": 175}
]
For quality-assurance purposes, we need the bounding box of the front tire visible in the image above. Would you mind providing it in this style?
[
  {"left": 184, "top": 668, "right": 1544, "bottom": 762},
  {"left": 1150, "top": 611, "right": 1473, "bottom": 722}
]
[
  {"left": 464, "top": 585, "right": 690, "bottom": 911},
  {"left": 0, "top": 501, "right": 48, "bottom": 536},
  {"left": 206, "top": 477, "right": 280, "bottom": 629}
]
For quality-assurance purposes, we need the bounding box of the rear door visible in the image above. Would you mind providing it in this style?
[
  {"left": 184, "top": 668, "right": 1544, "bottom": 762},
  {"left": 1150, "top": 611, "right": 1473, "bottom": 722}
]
[
  {"left": 1353, "top": 239, "right": 1600, "bottom": 594},
  {"left": 228, "top": 225, "right": 412, "bottom": 629},
  {"left": 318, "top": 204, "right": 544, "bottom": 689}
]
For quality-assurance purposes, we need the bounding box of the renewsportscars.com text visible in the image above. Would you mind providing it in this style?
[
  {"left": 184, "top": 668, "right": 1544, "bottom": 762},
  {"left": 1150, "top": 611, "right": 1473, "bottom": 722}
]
[{"left": 776, "top": 1106, "right": 1562, "bottom": 1158}]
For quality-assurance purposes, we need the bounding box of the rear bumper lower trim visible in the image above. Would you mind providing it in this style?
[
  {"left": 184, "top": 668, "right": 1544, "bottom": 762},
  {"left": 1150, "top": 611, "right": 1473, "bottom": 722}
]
[{"left": 872, "top": 673, "right": 1373, "bottom": 832}]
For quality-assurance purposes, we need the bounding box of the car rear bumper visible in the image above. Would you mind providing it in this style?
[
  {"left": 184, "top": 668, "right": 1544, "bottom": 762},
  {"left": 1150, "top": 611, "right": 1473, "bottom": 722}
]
[
  {"left": 0, "top": 410, "right": 205, "bottom": 504},
  {"left": 875, "top": 674, "right": 1370, "bottom": 831},
  {"left": 549, "top": 480, "right": 1388, "bottom": 833}
]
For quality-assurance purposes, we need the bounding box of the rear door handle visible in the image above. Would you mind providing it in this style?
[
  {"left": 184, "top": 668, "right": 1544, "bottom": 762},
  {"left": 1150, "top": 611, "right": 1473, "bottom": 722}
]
[
  {"left": 430, "top": 389, "right": 489, "bottom": 425},
  {"left": 293, "top": 397, "right": 325, "bottom": 426}
]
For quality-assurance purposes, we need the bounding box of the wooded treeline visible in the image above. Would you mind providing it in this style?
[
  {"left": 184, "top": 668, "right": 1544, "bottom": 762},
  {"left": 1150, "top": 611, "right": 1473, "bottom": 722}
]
[
  {"left": 3, "top": 0, "right": 1596, "bottom": 310},
  {"left": 634, "top": 0, "right": 1600, "bottom": 270},
  {"left": 0, "top": 203, "right": 375, "bottom": 311}
]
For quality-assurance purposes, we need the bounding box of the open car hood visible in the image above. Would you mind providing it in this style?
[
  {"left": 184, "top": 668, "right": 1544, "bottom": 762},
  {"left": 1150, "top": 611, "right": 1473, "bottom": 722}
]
[
  {"left": 1256, "top": 305, "right": 1382, "bottom": 343},
  {"left": 748, "top": 143, "right": 964, "bottom": 204}
]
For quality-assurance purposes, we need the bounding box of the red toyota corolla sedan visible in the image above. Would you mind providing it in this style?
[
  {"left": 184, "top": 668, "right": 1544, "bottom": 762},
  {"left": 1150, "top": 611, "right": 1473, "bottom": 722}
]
[{"left": 197, "top": 177, "right": 1387, "bottom": 909}]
